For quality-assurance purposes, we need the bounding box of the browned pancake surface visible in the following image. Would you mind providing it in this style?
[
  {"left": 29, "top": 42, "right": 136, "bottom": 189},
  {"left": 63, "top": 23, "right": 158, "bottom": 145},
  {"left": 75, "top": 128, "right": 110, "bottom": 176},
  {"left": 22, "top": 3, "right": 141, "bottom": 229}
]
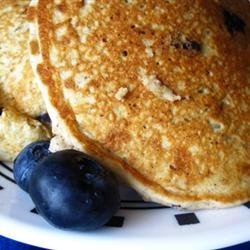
[
  {"left": 0, "top": 0, "right": 50, "bottom": 161},
  {"left": 0, "top": 0, "right": 46, "bottom": 116},
  {"left": 29, "top": 0, "right": 250, "bottom": 208}
]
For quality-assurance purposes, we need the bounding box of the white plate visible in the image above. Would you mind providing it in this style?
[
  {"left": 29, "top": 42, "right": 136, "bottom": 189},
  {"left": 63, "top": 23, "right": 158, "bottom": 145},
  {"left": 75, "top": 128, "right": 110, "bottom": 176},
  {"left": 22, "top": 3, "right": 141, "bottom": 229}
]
[{"left": 0, "top": 162, "right": 249, "bottom": 250}]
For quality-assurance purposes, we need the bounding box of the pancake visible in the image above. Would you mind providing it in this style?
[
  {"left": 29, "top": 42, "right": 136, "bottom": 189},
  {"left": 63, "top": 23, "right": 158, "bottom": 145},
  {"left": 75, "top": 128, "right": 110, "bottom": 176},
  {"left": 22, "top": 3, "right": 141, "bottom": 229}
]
[
  {"left": 0, "top": 107, "right": 51, "bottom": 162},
  {"left": 0, "top": 0, "right": 51, "bottom": 161},
  {"left": 29, "top": 0, "right": 250, "bottom": 209},
  {"left": 0, "top": 0, "right": 46, "bottom": 117}
]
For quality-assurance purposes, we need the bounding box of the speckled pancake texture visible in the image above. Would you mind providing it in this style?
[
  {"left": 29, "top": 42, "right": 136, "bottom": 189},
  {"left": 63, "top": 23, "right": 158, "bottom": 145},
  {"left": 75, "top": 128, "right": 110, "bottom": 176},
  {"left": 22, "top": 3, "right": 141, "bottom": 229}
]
[
  {"left": 0, "top": 0, "right": 46, "bottom": 116},
  {"left": 0, "top": 107, "right": 50, "bottom": 162},
  {"left": 29, "top": 0, "right": 250, "bottom": 209},
  {"left": 0, "top": 0, "right": 50, "bottom": 161}
]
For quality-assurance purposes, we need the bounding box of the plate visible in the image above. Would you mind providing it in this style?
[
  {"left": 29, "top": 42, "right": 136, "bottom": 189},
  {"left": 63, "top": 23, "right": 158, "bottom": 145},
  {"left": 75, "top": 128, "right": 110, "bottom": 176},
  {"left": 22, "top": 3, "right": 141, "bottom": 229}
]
[{"left": 0, "top": 161, "right": 249, "bottom": 250}]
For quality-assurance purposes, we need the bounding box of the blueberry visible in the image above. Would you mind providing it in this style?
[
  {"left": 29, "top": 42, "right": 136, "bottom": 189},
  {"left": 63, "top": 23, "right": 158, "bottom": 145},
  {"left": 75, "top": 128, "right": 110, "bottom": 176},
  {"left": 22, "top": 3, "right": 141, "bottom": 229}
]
[
  {"left": 36, "top": 113, "right": 51, "bottom": 125},
  {"left": 13, "top": 141, "right": 50, "bottom": 192},
  {"left": 182, "top": 40, "right": 201, "bottom": 52},
  {"left": 29, "top": 150, "right": 120, "bottom": 231},
  {"left": 171, "top": 37, "right": 201, "bottom": 52},
  {"left": 223, "top": 9, "right": 246, "bottom": 35}
]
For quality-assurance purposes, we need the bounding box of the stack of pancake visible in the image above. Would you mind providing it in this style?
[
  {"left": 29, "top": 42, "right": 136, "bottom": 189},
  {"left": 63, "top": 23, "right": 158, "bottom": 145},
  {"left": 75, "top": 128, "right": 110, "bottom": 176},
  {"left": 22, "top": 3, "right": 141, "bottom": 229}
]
[
  {"left": 0, "top": 0, "right": 51, "bottom": 161},
  {"left": 2, "top": 0, "right": 250, "bottom": 209}
]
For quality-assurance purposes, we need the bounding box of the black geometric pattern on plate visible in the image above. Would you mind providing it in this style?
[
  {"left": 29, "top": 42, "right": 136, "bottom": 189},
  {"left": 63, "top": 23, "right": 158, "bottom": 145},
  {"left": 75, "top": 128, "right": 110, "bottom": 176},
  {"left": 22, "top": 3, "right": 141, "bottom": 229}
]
[
  {"left": 119, "top": 187, "right": 170, "bottom": 210},
  {"left": 121, "top": 200, "right": 170, "bottom": 210},
  {"left": 175, "top": 213, "right": 200, "bottom": 226},
  {"left": 30, "top": 208, "right": 124, "bottom": 228},
  {"left": 105, "top": 216, "right": 124, "bottom": 228},
  {"left": 1, "top": 161, "right": 248, "bottom": 230},
  {"left": 244, "top": 202, "right": 250, "bottom": 209},
  {"left": 30, "top": 208, "right": 38, "bottom": 214},
  {"left": 0, "top": 162, "right": 15, "bottom": 184}
]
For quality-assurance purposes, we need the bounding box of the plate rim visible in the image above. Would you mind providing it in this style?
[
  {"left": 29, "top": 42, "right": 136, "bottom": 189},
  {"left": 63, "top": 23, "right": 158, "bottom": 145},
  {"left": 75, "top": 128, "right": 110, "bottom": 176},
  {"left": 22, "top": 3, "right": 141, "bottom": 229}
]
[{"left": 0, "top": 207, "right": 250, "bottom": 250}]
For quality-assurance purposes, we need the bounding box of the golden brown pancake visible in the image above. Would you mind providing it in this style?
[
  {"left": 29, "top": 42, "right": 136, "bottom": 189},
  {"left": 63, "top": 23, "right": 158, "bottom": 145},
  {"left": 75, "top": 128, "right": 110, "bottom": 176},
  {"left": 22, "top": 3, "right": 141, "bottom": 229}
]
[
  {"left": 0, "top": 107, "right": 51, "bottom": 162},
  {"left": 29, "top": 0, "right": 250, "bottom": 209},
  {"left": 0, "top": 0, "right": 50, "bottom": 161},
  {"left": 0, "top": 0, "right": 46, "bottom": 116}
]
